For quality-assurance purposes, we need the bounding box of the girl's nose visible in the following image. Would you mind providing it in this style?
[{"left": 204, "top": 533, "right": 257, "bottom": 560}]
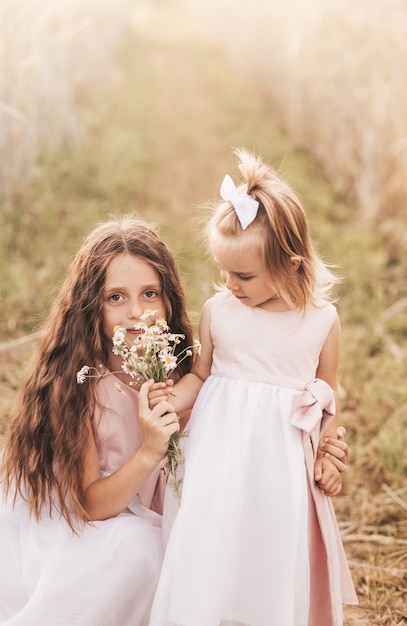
[
  {"left": 224, "top": 272, "right": 237, "bottom": 291},
  {"left": 128, "top": 301, "right": 143, "bottom": 320}
]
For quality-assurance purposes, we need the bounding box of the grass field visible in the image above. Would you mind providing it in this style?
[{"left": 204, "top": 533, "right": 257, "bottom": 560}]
[{"left": 0, "top": 2, "right": 406, "bottom": 623}]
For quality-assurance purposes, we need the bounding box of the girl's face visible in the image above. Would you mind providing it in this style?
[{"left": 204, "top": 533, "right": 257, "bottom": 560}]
[
  {"left": 102, "top": 253, "right": 166, "bottom": 356},
  {"left": 213, "top": 243, "right": 282, "bottom": 311}
]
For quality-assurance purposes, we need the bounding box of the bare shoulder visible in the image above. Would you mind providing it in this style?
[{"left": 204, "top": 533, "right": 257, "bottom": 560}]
[
  {"left": 328, "top": 309, "right": 341, "bottom": 339},
  {"left": 198, "top": 296, "right": 215, "bottom": 329}
]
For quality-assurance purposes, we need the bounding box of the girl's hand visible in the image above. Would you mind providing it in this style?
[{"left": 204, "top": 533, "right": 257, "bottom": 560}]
[
  {"left": 319, "top": 426, "right": 348, "bottom": 473},
  {"left": 138, "top": 380, "right": 180, "bottom": 464},
  {"left": 147, "top": 379, "right": 175, "bottom": 408},
  {"left": 314, "top": 457, "right": 342, "bottom": 496}
]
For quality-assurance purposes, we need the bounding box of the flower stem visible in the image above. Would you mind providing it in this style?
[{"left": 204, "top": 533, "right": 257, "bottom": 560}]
[{"left": 166, "top": 430, "right": 188, "bottom": 502}]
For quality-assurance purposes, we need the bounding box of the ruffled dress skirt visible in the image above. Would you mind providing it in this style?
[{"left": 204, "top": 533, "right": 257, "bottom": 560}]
[
  {"left": 0, "top": 492, "right": 163, "bottom": 625},
  {"left": 0, "top": 372, "right": 168, "bottom": 625},
  {"left": 150, "top": 375, "right": 346, "bottom": 626}
]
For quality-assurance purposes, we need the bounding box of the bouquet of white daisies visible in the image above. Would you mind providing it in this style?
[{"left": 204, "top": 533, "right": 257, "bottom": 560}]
[{"left": 77, "top": 310, "right": 200, "bottom": 500}]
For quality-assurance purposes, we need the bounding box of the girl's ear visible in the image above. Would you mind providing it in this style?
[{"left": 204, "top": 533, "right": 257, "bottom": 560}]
[{"left": 290, "top": 256, "right": 302, "bottom": 271}]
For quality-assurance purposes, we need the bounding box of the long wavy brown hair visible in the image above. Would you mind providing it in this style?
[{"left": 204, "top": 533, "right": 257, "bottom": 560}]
[{"left": 1, "top": 216, "right": 193, "bottom": 531}]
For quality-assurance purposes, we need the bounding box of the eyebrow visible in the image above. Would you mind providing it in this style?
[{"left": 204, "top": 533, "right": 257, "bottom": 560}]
[
  {"left": 104, "top": 282, "right": 161, "bottom": 292},
  {"left": 232, "top": 270, "right": 256, "bottom": 277},
  {"left": 217, "top": 264, "right": 254, "bottom": 275}
]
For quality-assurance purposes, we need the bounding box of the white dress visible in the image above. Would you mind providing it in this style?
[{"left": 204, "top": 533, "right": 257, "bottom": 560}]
[
  {"left": 150, "top": 291, "right": 357, "bottom": 626},
  {"left": 0, "top": 375, "right": 167, "bottom": 625}
]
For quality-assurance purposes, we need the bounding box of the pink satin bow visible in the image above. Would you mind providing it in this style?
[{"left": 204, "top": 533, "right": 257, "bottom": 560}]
[{"left": 290, "top": 378, "right": 336, "bottom": 435}]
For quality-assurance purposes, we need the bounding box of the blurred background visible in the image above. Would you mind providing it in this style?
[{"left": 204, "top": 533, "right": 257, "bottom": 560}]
[{"left": 0, "top": 0, "right": 406, "bottom": 621}]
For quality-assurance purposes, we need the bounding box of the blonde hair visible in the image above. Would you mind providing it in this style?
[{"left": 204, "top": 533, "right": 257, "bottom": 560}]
[
  {"left": 1, "top": 216, "right": 193, "bottom": 532},
  {"left": 207, "top": 149, "right": 339, "bottom": 310}
]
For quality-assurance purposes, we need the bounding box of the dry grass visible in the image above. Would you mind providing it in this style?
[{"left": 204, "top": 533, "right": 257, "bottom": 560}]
[{"left": 0, "top": 1, "right": 406, "bottom": 622}]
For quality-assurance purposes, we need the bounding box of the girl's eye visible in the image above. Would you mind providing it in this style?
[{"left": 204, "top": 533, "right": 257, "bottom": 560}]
[
  {"left": 238, "top": 275, "right": 253, "bottom": 281},
  {"left": 108, "top": 293, "right": 123, "bottom": 303},
  {"left": 144, "top": 290, "right": 158, "bottom": 299}
]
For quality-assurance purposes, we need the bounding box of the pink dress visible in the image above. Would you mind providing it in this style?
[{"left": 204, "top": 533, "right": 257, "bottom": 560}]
[
  {"left": 95, "top": 372, "right": 167, "bottom": 520},
  {"left": 0, "top": 375, "right": 166, "bottom": 626},
  {"left": 150, "top": 290, "right": 358, "bottom": 626}
]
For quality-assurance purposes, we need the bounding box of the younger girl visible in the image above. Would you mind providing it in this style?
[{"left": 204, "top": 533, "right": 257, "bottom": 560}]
[
  {"left": 149, "top": 150, "right": 358, "bottom": 626},
  {"left": 0, "top": 216, "right": 193, "bottom": 625}
]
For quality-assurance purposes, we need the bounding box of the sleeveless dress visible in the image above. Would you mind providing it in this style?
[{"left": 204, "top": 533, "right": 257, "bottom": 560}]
[
  {"left": 149, "top": 291, "right": 358, "bottom": 626},
  {"left": 0, "top": 374, "right": 166, "bottom": 625}
]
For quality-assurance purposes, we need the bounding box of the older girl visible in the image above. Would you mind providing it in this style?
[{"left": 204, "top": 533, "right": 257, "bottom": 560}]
[{"left": 0, "top": 217, "right": 193, "bottom": 625}]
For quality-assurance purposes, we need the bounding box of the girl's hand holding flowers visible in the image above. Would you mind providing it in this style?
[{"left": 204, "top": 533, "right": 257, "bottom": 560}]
[
  {"left": 77, "top": 310, "right": 200, "bottom": 501},
  {"left": 148, "top": 379, "right": 175, "bottom": 407},
  {"left": 138, "top": 380, "right": 180, "bottom": 465}
]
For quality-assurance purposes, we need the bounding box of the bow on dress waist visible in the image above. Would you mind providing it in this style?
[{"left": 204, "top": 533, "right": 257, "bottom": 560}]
[
  {"left": 289, "top": 378, "right": 336, "bottom": 451},
  {"left": 290, "top": 379, "right": 358, "bottom": 620}
]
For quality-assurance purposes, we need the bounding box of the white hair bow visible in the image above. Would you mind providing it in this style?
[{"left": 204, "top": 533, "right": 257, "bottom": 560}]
[{"left": 220, "top": 174, "right": 259, "bottom": 230}]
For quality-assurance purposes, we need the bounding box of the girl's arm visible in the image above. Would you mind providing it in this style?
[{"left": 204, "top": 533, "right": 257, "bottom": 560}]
[
  {"left": 314, "top": 312, "right": 343, "bottom": 495},
  {"left": 316, "top": 311, "right": 341, "bottom": 438},
  {"left": 148, "top": 298, "right": 214, "bottom": 413},
  {"left": 81, "top": 381, "right": 180, "bottom": 521}
]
